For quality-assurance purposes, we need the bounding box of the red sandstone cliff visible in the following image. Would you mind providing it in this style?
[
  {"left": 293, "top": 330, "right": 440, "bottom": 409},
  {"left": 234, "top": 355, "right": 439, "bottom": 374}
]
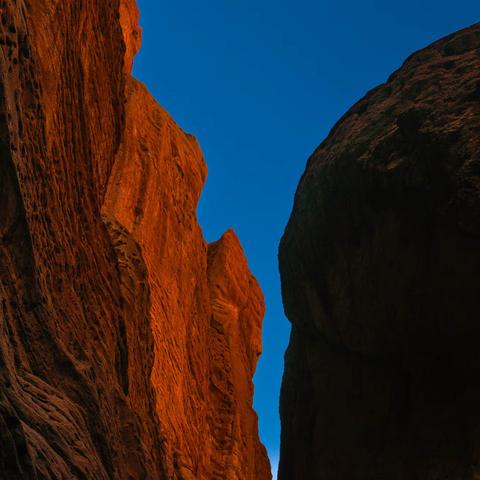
[
  {"left": 279, "top": 24, "right": 480, "bottom": 479},
  {"left": 0, "top": 0, "right": 270, "bottom": 478}
]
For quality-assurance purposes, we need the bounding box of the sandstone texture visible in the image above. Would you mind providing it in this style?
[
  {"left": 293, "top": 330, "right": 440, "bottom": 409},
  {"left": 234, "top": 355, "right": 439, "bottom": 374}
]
[
  {"left": 279, "top": 23, "right": 480, "bottom": 480},
  {"left": 0, "top": 0, "right": 270, "bottom": 479}
]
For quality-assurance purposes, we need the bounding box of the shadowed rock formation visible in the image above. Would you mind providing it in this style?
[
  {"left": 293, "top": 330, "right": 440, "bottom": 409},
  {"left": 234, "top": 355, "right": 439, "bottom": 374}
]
[
  {"left": 279, "top": 23, "right": 480, "bottom": 480},
  {"left": 0, "top": 0, "right": 270, "bottom": 478}
]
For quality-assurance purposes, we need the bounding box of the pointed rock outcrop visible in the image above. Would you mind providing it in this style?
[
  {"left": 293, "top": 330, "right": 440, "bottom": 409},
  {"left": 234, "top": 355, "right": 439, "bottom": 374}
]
[{"left": 0, "top": 0, "right": 270, "bottom": 478}]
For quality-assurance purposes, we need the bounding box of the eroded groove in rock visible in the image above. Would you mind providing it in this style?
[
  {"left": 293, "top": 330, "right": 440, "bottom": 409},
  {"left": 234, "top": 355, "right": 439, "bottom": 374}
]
[
  {"left": 0, "top": 0, "right": 270, "bottom": 478},
  {"left": 279, "top": 23, "right": 480, "bottom": 480}
]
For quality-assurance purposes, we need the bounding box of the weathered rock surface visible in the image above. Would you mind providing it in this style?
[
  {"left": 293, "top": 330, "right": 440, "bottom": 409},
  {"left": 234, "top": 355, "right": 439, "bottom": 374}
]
[
  {"left": 279, "top": 23, "right": 480, "bottom": 480},
  {"left": 0, "top": 0, "right": 270, "bottom": 479}
]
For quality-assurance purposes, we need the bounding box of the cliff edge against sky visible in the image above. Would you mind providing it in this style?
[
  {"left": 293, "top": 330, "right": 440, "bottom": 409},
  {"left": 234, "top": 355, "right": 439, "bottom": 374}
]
[
  {"left": 0, "top": 0, "right": 270, "bottom": 478},
  {"left": 279, "top": 23, "right": 480, "bottom": 480}
]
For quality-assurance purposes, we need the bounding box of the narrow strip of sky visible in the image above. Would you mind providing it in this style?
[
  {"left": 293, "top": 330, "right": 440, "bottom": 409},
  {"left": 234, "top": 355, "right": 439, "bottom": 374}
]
[{"left": 133, "top": 1, "right": 480, "bottom": 474}]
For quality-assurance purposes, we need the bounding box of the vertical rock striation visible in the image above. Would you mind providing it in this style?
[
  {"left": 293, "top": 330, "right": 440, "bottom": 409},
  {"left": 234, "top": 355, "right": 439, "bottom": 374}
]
[
  {"left": 0, "top": 0, "right": 270, "bottom": 478},
  {"left": 279, "top": 23, "right": 480, "bottom": 480},
  {"left": 207, "top": 230, "right": 268, "bottom": 480},
  {"left": 103, "top": 76, "right": 270, "bottom": 479}
]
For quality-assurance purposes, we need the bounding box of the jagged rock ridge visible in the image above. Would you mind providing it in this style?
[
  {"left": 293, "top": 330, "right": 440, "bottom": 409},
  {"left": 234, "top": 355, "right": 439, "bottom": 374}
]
[
  {"left": 0, "top": 0, "right": 270, "bottom": 478},
  {"left": 279, "top": 23, "right": 480, "bottom": 480}
]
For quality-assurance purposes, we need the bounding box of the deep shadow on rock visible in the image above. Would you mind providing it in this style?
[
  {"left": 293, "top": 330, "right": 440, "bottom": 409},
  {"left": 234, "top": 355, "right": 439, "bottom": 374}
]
[{"left": 279, "top": 23, "right": 480, "bottom": 480}]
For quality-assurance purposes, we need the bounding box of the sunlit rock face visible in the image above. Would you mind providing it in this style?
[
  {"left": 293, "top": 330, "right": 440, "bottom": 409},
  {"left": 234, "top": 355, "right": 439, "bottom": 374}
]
[
  {"left": 0, "top": 0, "right": 270, "bottom": 478},
  {"left": 279, "top": 23, "right": 480, "bottom": 480}
]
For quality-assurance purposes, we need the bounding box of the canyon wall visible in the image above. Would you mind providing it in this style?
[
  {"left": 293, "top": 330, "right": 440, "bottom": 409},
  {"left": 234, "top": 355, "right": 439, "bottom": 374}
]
[
  {"left": 0, "top": 0, "right": 270, "bottom": 478},
  {"left": 279, "top": 24, "right": 480, "bottom": 479}
]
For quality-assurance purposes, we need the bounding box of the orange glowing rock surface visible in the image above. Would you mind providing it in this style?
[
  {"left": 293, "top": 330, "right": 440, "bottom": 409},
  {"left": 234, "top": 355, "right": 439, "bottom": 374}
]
[{"left": 0, "top": 0, "right": 270, "bottom": 478}]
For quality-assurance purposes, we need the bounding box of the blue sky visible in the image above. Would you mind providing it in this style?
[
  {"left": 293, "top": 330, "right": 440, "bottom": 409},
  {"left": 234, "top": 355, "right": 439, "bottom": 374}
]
[{"left": 133, "top": 1, "right": 479, "bottom": 475}]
